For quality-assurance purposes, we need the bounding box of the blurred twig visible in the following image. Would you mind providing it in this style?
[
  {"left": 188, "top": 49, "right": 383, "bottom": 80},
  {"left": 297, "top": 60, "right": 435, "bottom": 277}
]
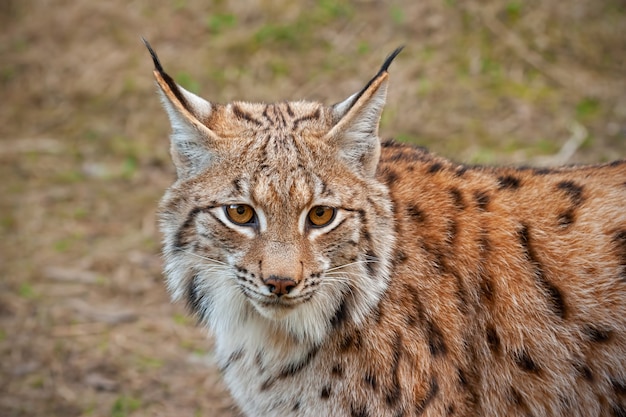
[{"left": 532, "top": 120, "right": 587, "bottom": 166}]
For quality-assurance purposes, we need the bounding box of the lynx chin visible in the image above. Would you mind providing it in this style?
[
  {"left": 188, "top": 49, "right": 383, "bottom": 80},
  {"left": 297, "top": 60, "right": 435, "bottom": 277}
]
[{"left": 144, "top": 39, "right": 626, "bottom": 417}]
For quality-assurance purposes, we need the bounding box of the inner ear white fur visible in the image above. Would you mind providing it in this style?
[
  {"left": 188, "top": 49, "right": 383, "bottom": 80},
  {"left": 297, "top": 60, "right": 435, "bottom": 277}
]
[
  {"left": 325, "top": 47, "right": 402, "bottom": 177},
  {"left": 326, "top": 74, "right": 388, "bottom": 177}
]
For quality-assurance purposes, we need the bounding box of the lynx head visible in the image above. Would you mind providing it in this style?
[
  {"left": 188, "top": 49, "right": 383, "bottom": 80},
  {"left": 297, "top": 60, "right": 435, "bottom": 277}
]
[{"left": 146, "top": 40, "right": 400, "bottom": 346}]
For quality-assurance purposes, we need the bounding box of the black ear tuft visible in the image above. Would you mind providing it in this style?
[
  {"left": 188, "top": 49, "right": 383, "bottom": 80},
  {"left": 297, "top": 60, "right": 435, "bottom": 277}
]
[
  {"left": 378, "top": 46, "right": 404, "bottom": 75},
  {"left": 334, "top": 46, "right": 404, "bottom": 118},
  {"left": 141, "top": 37, "right": 164, "bottom": 74}
]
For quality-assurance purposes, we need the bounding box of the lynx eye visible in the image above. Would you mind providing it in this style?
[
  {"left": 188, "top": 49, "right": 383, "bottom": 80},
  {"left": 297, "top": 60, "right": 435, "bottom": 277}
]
[
  {"left": 307, "top": 206, "right": 336, "bottom": 228},
  {"left": 225, "top": 204, "right": 256, "bottom": 226}
]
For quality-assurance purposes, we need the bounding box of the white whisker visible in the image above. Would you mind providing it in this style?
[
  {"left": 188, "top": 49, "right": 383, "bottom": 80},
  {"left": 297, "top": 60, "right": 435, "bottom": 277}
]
[
  {"left": 326, "top": 258, "right": 377, "bottom": 273},
  {"left": 174, "top": 247, "right": 227, "bottom": 265}
]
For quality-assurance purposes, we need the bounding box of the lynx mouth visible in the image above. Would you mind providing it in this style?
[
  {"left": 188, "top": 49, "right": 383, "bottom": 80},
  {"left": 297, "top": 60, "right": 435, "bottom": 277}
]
[
  {"left": 257, "top": 293, "right": 311, "bottom": 309},
  {"left": 246, "top": 291, "right": 314, "bottom": 320}
]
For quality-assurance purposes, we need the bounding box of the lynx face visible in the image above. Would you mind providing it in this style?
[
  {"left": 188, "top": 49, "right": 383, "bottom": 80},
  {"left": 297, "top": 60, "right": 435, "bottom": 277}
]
[{"left": 151, "top": 42, "right": 398, "bottom": 345}]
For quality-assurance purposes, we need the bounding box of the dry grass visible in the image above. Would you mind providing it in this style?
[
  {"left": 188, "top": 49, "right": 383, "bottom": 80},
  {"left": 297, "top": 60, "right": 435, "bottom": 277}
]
[{"left": 0, "top": 0, "right": 624, "bottom": 415}]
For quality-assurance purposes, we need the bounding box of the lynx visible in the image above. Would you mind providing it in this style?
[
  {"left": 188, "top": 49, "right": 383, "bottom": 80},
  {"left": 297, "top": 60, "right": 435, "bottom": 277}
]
[{"left": 145, "top": 40, "right": 626, "bottom": 417}]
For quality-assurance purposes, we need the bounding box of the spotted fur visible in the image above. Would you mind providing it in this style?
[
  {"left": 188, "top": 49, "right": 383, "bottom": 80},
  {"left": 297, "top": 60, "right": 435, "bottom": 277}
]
[{"left": 145, "top": 40, "right": 626, "bottom": 417}]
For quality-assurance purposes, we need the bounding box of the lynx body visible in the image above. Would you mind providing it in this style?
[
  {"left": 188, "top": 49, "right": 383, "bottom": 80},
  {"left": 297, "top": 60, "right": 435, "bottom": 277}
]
[{"left": 146, "top": 41, "right": 626, "bottom": 416}]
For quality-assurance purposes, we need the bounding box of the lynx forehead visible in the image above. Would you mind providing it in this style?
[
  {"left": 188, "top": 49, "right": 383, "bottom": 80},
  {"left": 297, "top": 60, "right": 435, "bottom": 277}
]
[{"left": 146, "top": 39, "right": 626, "bottom": 417}]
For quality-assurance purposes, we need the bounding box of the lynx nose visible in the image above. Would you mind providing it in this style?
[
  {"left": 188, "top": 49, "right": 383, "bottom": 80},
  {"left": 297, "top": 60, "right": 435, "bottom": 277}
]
[{"left": 264, "top": 276, "right": 297, "bottom": 296}]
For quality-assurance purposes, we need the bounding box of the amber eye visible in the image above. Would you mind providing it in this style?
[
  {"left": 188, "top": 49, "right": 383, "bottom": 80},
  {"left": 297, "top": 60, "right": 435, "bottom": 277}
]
[
  {"left": 307, "top": 206, "right": 336, "bottom": 228},
  {"left": 225, "top": 204, "right": 256, "bottom": 226}
]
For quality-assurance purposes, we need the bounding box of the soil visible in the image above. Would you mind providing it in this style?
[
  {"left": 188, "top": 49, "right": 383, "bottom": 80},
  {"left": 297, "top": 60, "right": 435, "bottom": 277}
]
[{"left": 1, "top": 0, "right": 624, "bottom": 416}]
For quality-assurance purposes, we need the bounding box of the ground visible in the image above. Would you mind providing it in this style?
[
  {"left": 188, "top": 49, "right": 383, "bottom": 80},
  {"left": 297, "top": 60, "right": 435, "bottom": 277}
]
[{"left": 0, "top": 0, "right": 624, "bottom": 416}]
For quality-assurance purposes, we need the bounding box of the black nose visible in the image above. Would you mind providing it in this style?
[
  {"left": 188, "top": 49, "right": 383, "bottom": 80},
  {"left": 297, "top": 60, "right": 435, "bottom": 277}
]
[{"left": 263, "top": 276, "right": 297, "bottom": 296}]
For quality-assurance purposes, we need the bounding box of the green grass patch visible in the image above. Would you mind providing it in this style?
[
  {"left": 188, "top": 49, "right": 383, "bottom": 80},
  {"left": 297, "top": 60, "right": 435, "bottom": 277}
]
[
  {"left": 18, "top": 283, "right": 36, "bottom": 299},
  {"left": 173, "top": 313, "right": 190, "bottom": 325},
  {"left": 390, "top": 6, "right": 405, "bottom": 24},
  {"left": 535, "top": 138, "right": 562, "bottom": 155},
  {"left": 206, "top": 13, "right": 237, "bottom": 34},
  {"left": 137, "top": 355, "right": 164, "bottom": 370},
  {"left": 575, "top": 97, "right": 601, "bottom": 119},
  {"left": 53, "top": 238, "right": 72, "bottom": 253},
  {"left": 252, "top": 0, "right": 353, "bottom": 50},
  {"left": 505, "top": 1, "right": 523, "bottom": 22},
  {"left": 111, "top": 395, "right": 142, "bottom": 417}
]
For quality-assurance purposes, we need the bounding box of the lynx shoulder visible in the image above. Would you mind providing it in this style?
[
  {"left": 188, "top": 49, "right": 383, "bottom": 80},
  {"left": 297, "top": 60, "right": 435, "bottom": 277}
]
[{"left": 145, "top": 40, "right": 626, "bottom": 417}]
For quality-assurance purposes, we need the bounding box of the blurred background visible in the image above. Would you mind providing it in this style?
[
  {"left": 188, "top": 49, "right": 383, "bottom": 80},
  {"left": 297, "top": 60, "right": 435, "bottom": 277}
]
[{"left": 1, "top": 0, "right": 624, "bottom": 415}]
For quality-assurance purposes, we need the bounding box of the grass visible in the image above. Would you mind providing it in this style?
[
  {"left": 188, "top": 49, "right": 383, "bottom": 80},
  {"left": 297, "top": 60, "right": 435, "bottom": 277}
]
[
  {"left": 0, "top": 1, "right": 624, "bottom": 416},
  {"left": 111, "top": 396, "right": 142, "bottom": 417}
]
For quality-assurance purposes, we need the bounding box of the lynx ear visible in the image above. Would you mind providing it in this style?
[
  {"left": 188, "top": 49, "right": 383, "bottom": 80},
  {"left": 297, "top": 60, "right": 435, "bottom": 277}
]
[
  {"left": 327, "top": 47, "right": 403, "bottom": 177},
  {"left": 143, "top": 38, "right": 220, "bottom": 178}
]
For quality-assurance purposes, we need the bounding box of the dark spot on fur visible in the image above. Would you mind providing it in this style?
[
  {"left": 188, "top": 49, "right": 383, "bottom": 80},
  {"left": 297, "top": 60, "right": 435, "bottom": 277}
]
[
  {"left": 382, "top": 138, "right": 404, "bottom": 148},
  {"left": 533, "top": 167, "right": 554, "bottom": 175},
  {"left": 279, "top": 346, "right": 319, "bottom": 378},
  {"left": 186, "top": 274, "right": 212, "bottom": 321},
  {"left": 405, "top": 284, "right": 423, "bottom": 327},
  {"left": 174, "top": 206, "right": 204, "bottom": 249},
  {"left": 557, "top": 180, "right": 584, "bottom": 206},
  {"left": 186, "top": 274, "right": 202, "bottom": 314},
  {"left": 426, "top": 320, "right": 447, "bottom": 356},
  {"left": 415, "top": 377, "right": 439, "bottom": 415},
  {"left": 518, "top": 224, "right": 567, "bottom": 319},
  {"left": 321, "top": 385, "right": 331, "bottom": 399},
  {"left": 613, "top": 378, "right": 626, "bottom": 395},
  {"left": 583, "top": 325, "right": 614, "bottom": 343},
  {"left": 457, "top": 368, "right": 481, "bottom": 408},
  {"left": 220, "top": 349, "right": 244, "bottom": 373},
  {"left": 474, "top": 191, "right": 490, "bottom": 210},
  {"left": 260, "top": 377, "right": 275, "bottom": 391},
  {"left": 350, "top": 403, "right": 369, "bottom": 417},
  {"left": 407, "top": 204, "right": 427, "bottom": 222},
  {"left": 331, "top": 364, "right": 344, "bottom": 377},
  {"left": 330, "top": 297, "right": 349, "bottom": 328},
  {"left": 455, "top": 166, "right": 468, "bottom": 177},
  {"left": 454, "top": 273, "right": 469, "bottom": 314},
  {"left": 510, "top": 387, "right": 532, "bottom": 414},
  {"left": 232, "top": 178, "right": 242, "bottom": 193},
  {"left": 394, "top": 251, "right": 408, "bottom": 265},
  {"left": 384, "top": 168, "right": 399, "bottom": 185},
  {"left": 612, "top": 405, "right": 626, "bottom": 417},
  {"left": 450, "top": 188, "right": 466, "bottom": 210},
  {"left": 573, "top": 360, "right": 594, "bottom": 381},
  {"left": 497, "top": 175, "right": 521, "bottom": 190},
  {"left": 614, "top": 230, "right": 626, "bottom": 281},
  {"left": 340, "top": 330, "right": 362, "bottom": 352},
  {"left": 486, "top": 325, "right": 501, "bottom": 355},
  {"left": 458, "top": 368, "right": 468, "bottom": 387},
  {"left": 514, "top": 349, "right": 541, "bottom": 374},
  {"left": 428, "top": 162, "right": 443, "bottom": 173},
  {"left": 364, "top": 372, "right": 377, "bottom": 390},
  {"left": 539, "top": 277, "right": 567, "bottom": 319},
  {"left": 557, "top": 209, "right": 575, "bottom": 228},
  {"left": 384, "top": 333, "right": 403, "bottom": 407},
  {"left": 365, "top": 250, "right": 378, "bottom": 276},
  {"left": 254, "top": 350, "right": 265, "bottom": 372},
  {"left": 480, "top": 273, "right": 495, "bottom": 303}
]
